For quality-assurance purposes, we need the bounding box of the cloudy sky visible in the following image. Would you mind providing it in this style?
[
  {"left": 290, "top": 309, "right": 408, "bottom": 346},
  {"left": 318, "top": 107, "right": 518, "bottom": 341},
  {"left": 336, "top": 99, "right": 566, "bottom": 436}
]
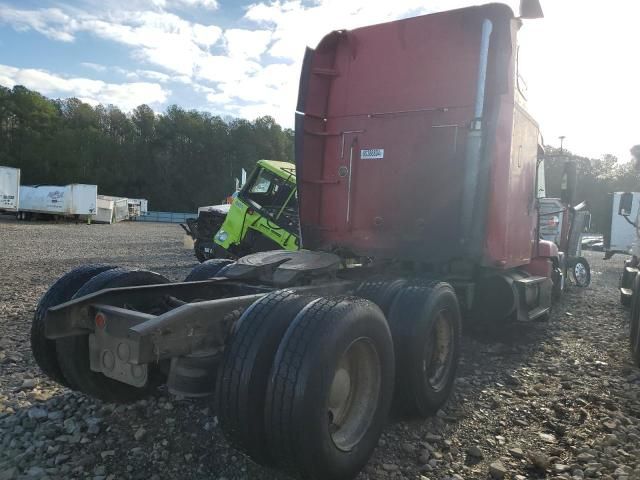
[{"left": 0, "top": 0, "right": 638, "bottom": 161}]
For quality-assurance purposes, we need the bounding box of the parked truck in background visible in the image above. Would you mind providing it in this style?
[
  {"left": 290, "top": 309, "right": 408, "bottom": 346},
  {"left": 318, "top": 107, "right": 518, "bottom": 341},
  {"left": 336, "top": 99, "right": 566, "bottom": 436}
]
[
  {"left": 182, "top": 159, "right": 299, "bottom": 262},
  {"left": 615, "top": 190, "right": 640, "bottom": 365},
  {"left": 0, "top": 166, "right": 20, "bottom": 213},
  {"left": 604, "top": 192, "right": 640, "bottom": 257},
  {"left": 30, "top": 3, "right": 553, "bottom": 479},
  {"left": 17, "top": 184, "right": 97, "bottom": 221}
]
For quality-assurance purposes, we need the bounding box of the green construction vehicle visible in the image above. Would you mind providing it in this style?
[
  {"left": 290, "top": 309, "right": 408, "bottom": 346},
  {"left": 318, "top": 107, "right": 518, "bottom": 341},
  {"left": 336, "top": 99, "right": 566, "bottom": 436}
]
[{"left": 182, "top": 160, "right": 299, "bottom": 261}]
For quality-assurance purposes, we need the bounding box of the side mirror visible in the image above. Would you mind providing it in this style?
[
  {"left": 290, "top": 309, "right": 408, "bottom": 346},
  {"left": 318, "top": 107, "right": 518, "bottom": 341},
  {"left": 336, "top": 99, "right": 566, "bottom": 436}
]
[
  {"left": 560, "top": 162, "right": 577, "bottom": 205},
  {"left": 619, "top": 192, "right": 634, "bottom": 216}
]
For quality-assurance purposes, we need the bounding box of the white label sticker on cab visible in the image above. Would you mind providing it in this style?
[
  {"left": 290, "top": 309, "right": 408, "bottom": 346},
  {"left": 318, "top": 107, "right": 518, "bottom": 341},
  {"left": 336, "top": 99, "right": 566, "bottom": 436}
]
[{"left": 360, "top": 149, "right": 384, "bottom": 159}]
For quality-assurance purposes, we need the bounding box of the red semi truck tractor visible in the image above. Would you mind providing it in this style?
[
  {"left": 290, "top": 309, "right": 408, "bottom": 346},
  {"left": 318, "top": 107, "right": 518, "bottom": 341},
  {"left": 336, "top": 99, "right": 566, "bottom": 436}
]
[{"left": 31, "top": 3, "right": 553, "bottom": 480}]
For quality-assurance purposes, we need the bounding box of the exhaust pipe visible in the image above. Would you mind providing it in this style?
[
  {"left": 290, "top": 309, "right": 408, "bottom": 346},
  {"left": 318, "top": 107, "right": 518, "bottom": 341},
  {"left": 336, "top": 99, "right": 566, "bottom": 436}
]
[{"left": 460, "top": 18, "right": 493, "bottom": 252}]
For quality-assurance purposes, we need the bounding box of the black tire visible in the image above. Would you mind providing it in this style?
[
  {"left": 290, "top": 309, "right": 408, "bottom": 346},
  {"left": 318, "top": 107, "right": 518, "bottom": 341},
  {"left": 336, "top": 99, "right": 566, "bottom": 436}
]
[
  {"left": 631, "top": 275, "right": 640, "bottom": 366},
  {"left": 194, "top": 239, "right": 208, "bottom": 263},
  {"left": 571, "top": 257, "right": 591, "bottom": 287},
  {"left": 55, "top": 268, "right": 169, "bottom": 402},
  {"left": 31, "top": 264, "right": 117, "bottom": 386},
  {"left": 216, "top": 290, "right": 319, "bottom": 465},
  {"left": 265, "top": 297, "right": 394, "bottom": 480},
  {"left": 387, "top": 282, "right": 461, "bottom": 417},
  {"left": 184, "top": 259, "right": 235, "bottom": 281},
  {"left": 354, "top": 278, "right": 407, "bottom": 315}
]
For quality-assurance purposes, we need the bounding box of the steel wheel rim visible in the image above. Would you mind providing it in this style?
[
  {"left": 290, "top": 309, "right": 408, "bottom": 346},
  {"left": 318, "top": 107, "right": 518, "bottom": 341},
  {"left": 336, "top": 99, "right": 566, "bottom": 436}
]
[
  {"left": 327, "top": 337, "right": 381, "bottom": 452},
  {"left": 574, "top": 262, "right": 588, "bottom": 286},
  {"left": 423, "top": 310, "right": 454, "bottom": 391}
]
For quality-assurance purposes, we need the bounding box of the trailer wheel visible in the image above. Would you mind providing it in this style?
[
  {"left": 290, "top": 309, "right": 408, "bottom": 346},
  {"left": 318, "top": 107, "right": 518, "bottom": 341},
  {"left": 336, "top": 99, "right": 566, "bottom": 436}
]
[
  {"left": 354, "top": 278, "right": 407, "bottom": 315},
  {"left": 31, "top": 264, "right": 117, "bottom": 386},
  {"left": 387, "top": 282, "right": 461, "bottom": 417},
  {"left": 265, "top": 297, "right": 394, "bottom": 480},
  {"left": 184, "top": 259, "right": 235, "bottom": 281},
  {"left": 216, "top": 290, "right": 319, "bottom": 465},
  {"left": 571, "top": 257, "right": 591, "bottom": 287},
  {"left": 55, "top": 268, "right": 169, "bottom": 402}
]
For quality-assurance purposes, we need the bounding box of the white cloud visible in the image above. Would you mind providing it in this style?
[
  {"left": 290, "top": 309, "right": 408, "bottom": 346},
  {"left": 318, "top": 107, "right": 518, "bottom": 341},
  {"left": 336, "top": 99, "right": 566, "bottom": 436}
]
[
  {"left": 0, "top": 64, "right": 169, "bottom": 111},
  {"left": 1, "top": 5, "right": 223, "bottom": 77},
  {"left": 79, "top": 12, "right": 223, "bottom": 76},
  {"left": 195, "top": 55, "right": 262, "bottom": 83},
  {"left": 153, "top": 0, "right": 219, "bottom": 9},
  {"left": 0, "top": 5, "right": 76, "bottom": 41},
  {"left": 173, "top": 0, "right": 219, "bottom": 9},
  {"left": 81, "top": 62, "right": 107, "bottom": 72},
  {"left": 224, "top": 28, "right": 272, "bottom": 59}
]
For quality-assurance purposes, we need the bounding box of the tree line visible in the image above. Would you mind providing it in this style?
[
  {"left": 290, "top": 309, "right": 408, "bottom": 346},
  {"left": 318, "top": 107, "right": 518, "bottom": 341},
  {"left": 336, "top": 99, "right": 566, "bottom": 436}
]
[
  {"left": 0, "top": 85, "right": 294, "bottom": 212},
  {"left": 1, "top": 84, "right": 638, "bottom": 232}
]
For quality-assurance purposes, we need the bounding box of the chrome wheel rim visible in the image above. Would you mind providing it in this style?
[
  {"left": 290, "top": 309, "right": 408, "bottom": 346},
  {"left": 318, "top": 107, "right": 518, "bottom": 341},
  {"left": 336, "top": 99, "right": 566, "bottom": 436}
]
[
  {"left": 328, "top": 338, "right": 381, "bottom": 452},
  {"left": 574, "top": 262, "right": 588, "bottom": 286},
  {"left": 423, "top": 310, "right": 454, "bottom": 391}
]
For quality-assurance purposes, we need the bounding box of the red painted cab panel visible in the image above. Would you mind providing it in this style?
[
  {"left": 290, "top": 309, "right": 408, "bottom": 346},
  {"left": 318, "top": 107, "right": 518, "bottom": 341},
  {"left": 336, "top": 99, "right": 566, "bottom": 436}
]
[{"left": 296, "top": 3, "right": 540, "bottom": 269}]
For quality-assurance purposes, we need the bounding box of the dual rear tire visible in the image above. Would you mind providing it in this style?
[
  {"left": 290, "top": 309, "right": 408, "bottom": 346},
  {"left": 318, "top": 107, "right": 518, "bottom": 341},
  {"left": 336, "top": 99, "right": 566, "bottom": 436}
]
[
  {"left": 31, "top": 264, "right": 118, "bottom": 386},
  {"left": 31, "top": 265, "right": 170, "bottom": 402},
  {"left": 217, "top": 279, "right": 461, "bottom": 479},
  {"left": 217, "top": 291, "right": 395, "bottom": 480}
]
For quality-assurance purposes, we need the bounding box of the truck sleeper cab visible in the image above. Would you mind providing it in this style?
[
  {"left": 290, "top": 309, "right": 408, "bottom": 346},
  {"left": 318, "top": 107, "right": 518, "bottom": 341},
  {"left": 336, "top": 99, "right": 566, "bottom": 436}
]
[{"left": 31, "top": 3, "right": 552, "bottom": 480}]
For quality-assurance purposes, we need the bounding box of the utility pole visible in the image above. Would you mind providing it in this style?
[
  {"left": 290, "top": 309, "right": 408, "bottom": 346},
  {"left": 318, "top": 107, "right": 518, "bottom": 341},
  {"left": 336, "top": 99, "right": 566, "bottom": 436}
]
[{"left": 559, "top": 135, "right": 566, "bottom": 154}]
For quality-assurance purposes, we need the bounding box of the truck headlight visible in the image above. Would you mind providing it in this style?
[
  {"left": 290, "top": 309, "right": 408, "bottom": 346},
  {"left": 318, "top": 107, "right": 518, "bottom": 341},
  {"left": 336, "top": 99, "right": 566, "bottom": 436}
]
[{"left": 216, "top": 230, "right": 228, "bottom": 242}]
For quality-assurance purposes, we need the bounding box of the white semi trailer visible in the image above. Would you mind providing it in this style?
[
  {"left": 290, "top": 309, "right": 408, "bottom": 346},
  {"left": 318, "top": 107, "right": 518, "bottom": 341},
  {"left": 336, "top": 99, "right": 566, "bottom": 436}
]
[
  {"left": 18, "top": 184, "right": 97, "bottom": 220},
  {"left": 0, "top": 166, "right": 20, "bottom": 213}
]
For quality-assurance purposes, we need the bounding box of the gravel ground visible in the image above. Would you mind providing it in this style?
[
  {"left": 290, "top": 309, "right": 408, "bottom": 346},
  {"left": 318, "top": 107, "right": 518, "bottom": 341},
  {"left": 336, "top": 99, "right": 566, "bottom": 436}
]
[{"left": 1, "top": 216, "right": 639, "bottom": 480}]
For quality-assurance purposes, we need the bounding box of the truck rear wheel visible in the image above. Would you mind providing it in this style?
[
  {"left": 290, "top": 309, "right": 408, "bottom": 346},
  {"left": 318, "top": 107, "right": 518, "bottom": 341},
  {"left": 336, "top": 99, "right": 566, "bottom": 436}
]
[
  {"left": 265, "top": 297, "right": 394, "bottom": 480},
  {"left": 354, "top": 278, "right": 407, "bottom": 315},
  {"left": 387, "top": 282, "right": 461, "bottom": 417},
  {"left": 216, "top": 290, "right": 319, "bottom": 465},
  {"left": 31, "top": 264, "right": 117, "bottom": 386},
  {"left": 184, "top": 259, "right": 235, "bottom": 281},
  {"left": 55, "top": 268, "right": 169, "bottom": 402}
]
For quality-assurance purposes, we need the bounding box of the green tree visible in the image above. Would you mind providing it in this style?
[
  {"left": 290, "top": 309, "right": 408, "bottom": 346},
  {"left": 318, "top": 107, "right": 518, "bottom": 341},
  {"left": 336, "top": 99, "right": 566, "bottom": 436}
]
[{"left": 0, "top": 85, "right": 294, "bottom": 212}]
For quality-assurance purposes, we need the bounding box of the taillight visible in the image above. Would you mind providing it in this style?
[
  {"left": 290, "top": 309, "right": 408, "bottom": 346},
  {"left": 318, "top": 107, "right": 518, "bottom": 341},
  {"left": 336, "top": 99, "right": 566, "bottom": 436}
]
[{"left": 95, "top": 313, "right": 106, "bottom": 329}]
